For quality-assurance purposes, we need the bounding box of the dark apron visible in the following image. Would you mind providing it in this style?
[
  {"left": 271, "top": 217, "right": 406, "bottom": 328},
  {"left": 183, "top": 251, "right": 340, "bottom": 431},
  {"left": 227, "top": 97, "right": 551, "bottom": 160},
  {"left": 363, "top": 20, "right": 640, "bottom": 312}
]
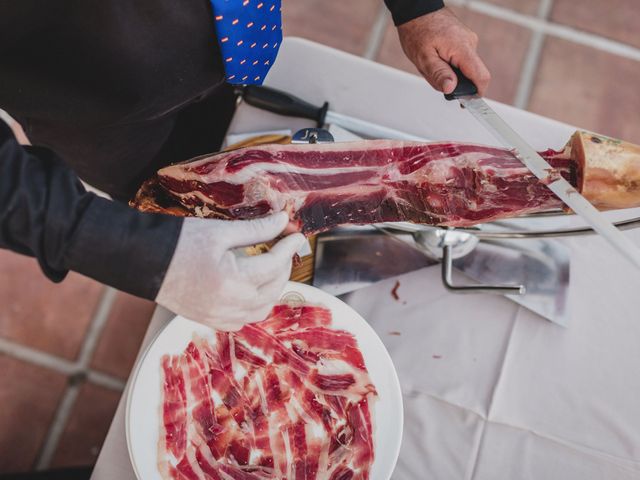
[{"left": 0, "top": 0, "right": 236, "bottom": 201}]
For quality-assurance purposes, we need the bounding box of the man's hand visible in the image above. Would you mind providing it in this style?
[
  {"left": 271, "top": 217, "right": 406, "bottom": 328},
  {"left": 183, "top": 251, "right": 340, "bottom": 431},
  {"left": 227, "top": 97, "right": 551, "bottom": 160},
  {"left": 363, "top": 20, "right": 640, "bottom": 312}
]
[
  {"left": 156, "top": 212, "right": 305, "bottom": 331},
  {"left": 397, "top": 8, "right": 491, "bottom": 96}
]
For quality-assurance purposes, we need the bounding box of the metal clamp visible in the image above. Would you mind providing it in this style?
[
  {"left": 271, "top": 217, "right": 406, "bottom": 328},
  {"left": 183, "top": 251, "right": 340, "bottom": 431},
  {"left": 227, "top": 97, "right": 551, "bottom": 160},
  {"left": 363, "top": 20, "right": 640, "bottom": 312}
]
[{"left": 291, "top": 128, "right": 335, "bottom": 144}]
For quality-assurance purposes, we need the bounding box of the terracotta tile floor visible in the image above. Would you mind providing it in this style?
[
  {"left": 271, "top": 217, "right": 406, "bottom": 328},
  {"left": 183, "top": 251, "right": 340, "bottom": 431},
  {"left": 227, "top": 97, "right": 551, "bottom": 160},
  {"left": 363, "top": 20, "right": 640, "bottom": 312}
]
[
  {"left": 483, "top": 0, "right": 541, "bottom": 15},
  {"left": 50, "top": 383, "right": 122, "bottom": 468},
  {"left": 1, "top": 0, "right": 639, "bottom": 474},
  {"left": 551, "top": 0, "right": 640, "bottom": 49},
  {"left": 529, "top": 36, "right": 640, "bottom": 144},
  {"left": 0, "top": 250, "right": 103, "bottom": 360},
  {"left": 0, "top": 355, "right": 67, "bottom": 472},
  {"left": 90, "top": 292, "right": 156, "bottom": 380},
  {"left": 282, "top": 0, "right": 381, "bottom": 55}
]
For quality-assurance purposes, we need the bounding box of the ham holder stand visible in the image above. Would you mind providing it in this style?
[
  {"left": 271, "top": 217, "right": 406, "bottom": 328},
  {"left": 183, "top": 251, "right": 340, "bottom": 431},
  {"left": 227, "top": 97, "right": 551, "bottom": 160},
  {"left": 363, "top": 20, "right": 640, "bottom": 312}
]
[
  {"left": 288, "top": 127, "right": 640, "bottom": 327},
  {"left": 238, "top": 86, "right": 640, "bottom": 327}
]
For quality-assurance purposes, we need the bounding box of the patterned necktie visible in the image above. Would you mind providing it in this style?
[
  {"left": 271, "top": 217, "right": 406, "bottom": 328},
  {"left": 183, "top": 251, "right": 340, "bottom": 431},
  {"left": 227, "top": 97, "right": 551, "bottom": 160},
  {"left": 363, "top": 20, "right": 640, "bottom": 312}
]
[{"left": 209, "top": 0, "right": 283, "bottom": 85}]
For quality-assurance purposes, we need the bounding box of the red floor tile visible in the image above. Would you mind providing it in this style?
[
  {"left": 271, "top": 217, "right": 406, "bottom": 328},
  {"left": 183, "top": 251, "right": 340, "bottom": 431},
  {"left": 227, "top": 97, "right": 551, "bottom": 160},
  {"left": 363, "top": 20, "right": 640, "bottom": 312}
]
[
  {"left": 0, "top": 355, "right": 67, "bottom": 473},
  {"left": 376, "top": 21, "right": 421, "bottom": 76},
  {"left": 528, "top": 37, "right": 640, "bottom": 145},
  {"left": 452, "top": 7, "right": 532, "bottom": 104},
  {"left": 283, "top": 0, "right": 381, "bottom": 55},
  {"left": 483, "top": 0, "right": 540, "bottom": 15},
  {"left": 50, "top": 383, "right": 122, "bottom": 468},
  {"left": 551, "top": 0, "right": 640, "bottom": 49},
  {"left": 376, "top": 7, "right": 533, "bottom": 105},
  {"left": 0, "top": 251, "right": 104, "bottom": 360},
  {"left": 90, "top": 292, "right": 156, "bottom": 380}
]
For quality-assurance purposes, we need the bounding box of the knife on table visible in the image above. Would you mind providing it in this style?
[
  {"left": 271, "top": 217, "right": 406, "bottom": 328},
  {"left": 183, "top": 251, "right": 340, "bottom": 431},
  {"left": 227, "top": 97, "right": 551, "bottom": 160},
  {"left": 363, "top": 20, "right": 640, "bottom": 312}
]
[
  {"left": 239, "top": 85, "right": 427, "bottom": 141},
  {"left": 444, "top": 67, "right": 640, "bottom": 270}
]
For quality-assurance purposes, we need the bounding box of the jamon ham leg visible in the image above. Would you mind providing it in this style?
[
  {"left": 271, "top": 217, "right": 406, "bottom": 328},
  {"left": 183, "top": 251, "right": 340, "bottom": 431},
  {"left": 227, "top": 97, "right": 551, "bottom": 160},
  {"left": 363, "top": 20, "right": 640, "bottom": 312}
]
[{"left": 132, "top": 131, "right": 640, "bottom": 234}]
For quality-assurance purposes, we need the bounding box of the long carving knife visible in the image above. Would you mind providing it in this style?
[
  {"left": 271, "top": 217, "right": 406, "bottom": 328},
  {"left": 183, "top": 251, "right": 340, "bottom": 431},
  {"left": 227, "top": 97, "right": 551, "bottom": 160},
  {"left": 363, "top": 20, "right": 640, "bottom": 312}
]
[{"left": 445, "top": 68, "right": 640, "bottom": 269}]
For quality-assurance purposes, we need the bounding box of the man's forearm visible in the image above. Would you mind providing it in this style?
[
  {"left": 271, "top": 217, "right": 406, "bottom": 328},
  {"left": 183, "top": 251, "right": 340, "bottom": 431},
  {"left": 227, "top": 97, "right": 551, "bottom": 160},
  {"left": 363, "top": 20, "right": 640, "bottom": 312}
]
[
  {"left": 0, "top": 121, "right": 182, "bottom": 299},
  {"left": 384, "top": 0, "right": 445, "bottom": 26}
]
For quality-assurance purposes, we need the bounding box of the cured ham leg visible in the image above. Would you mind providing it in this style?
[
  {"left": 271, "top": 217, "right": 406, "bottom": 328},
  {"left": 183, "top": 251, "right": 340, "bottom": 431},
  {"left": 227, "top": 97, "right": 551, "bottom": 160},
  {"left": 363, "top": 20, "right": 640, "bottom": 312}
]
[{"left": 132, "top": 131, "right": 640, "bottom": 234}]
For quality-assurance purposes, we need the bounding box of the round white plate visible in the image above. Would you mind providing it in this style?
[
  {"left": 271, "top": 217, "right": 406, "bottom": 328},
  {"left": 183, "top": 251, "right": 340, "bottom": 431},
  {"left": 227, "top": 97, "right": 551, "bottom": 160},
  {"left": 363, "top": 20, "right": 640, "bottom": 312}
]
[{"left": 126, "top": 281, "right": 403, "bottom": 480}]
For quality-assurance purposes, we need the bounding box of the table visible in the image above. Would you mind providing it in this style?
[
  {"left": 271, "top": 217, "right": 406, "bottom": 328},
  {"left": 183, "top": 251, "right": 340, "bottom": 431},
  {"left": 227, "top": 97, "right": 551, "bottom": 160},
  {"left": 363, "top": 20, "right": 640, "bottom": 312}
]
[{"left": 92, "top": 37, "right": 640, "bottom": 480}]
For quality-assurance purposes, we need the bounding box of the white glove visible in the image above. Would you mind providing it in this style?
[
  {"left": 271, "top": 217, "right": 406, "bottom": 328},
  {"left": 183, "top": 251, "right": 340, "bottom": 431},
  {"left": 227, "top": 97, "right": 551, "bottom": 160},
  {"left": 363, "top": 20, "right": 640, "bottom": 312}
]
[{"left": 155, "top": 212, "right": 305, "bottom": 331}]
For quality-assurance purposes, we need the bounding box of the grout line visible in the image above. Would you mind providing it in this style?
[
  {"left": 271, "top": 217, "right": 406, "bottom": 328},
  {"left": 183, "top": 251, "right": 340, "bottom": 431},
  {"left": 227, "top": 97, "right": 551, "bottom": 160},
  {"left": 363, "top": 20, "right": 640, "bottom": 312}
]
[
  {"left": 33, "top": 286, "right": 119, "bottom": 470},
  {"left": 536, "top": 0, "right": 555, "bottom": 19},
  {"left": 0, "top": 337, "right": 78, "bottom": 375},
  {"left": 76, "top": 287, "right": 118, "bottom": 366},
  {"left": 512, "top": 0, "right": 555, "bottom": 109},
  {"left": 0, "top": 337, "right": 126, "bottom": 390},
  {"left": 513, "top": 31, "right": 545, "bottom": 109},
  {"left": 450, "top": 0, "right": 640, "bottom": 63},
  {"left": 88, "top": 370, "right": 127, "bottom": 392},
  {"left": 34, "top": 381, "right": 83, "bottom": 470},
  {"left": 544, "top": 20, "right": 640, "bottom": 62},
  {"left": 362, "top": 5, "right": 390, "bottom": 60}
]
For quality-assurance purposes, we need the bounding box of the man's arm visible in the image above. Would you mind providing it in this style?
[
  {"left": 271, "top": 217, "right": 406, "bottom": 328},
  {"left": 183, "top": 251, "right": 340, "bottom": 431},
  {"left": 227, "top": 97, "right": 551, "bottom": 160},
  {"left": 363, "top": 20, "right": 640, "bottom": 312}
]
[
  {"left": 384, "top": 1, "right": 491, "bottom": 96},
  {"left": 0, "top": 120, "right": 183, "bottom": 299}
]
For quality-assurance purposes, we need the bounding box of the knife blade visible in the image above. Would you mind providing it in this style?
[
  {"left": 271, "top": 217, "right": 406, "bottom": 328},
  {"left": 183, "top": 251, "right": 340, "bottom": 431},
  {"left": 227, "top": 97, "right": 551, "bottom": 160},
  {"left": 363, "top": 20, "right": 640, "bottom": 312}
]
[{"left": 445, "top": 67, "right": 640, "bottom": 270}]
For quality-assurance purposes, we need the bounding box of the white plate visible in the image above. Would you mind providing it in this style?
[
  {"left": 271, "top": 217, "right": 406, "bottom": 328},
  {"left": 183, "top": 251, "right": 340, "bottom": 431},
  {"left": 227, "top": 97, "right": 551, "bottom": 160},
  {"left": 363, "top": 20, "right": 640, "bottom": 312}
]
[{"left": 126, "top": 281, "right": 403, "bottom": 480}]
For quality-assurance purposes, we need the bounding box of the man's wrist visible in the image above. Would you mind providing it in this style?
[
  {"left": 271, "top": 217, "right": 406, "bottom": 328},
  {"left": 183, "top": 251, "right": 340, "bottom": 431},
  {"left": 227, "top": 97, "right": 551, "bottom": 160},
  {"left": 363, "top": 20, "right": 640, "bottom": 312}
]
[{"left": 384, "top": 0, "right": 445, "bottom": 26}]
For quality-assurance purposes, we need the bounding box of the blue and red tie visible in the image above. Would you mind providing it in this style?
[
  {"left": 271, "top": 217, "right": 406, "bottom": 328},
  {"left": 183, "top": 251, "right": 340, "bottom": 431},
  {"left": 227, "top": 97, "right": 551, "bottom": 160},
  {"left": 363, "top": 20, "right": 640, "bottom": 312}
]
[{"left": 209, "top": 0, "right": 283, "bottom": 85}]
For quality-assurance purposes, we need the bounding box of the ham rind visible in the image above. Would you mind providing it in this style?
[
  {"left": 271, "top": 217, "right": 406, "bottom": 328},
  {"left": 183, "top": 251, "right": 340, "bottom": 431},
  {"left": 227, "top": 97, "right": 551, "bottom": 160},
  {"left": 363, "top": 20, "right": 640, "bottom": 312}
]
[
  {"left": 154, "top": 140, "right": 574, "bottom": 233},
  {"left": 571, "top": 131, "right": 640, "bottom": 210},
  {"left": 159, "top": 304, "right": 377, "bottom": 480}
]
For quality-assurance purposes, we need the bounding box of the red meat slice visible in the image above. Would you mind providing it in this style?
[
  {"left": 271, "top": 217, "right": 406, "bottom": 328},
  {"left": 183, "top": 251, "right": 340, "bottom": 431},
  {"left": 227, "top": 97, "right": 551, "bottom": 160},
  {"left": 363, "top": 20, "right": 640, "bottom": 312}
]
[
  {"left": 161, "top": 356, "right": 187, "bottom": 460},
  {"left": 158, "top": 304, "right": 377, "bottom": 479}
]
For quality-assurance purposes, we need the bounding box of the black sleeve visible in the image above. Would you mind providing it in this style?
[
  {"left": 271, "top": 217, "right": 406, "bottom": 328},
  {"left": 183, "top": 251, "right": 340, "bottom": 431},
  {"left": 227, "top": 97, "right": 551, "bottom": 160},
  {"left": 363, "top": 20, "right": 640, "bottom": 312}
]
[
  {"left": 0, "top": 120, "right": 183, "bottom": 300},
  {"left": 384, "top": 0, "right": 445, "bottom": 26}
]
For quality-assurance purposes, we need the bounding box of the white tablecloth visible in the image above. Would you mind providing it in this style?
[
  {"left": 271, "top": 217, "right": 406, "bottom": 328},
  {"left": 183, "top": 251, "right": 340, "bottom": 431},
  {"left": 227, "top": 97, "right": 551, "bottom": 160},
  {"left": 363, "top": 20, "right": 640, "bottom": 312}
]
[
  {"left": 91, "top": 37, "right": 640, "bottom": 479},
  {"left": 344, "top": 228, "right": 640, "bottom": 479}
]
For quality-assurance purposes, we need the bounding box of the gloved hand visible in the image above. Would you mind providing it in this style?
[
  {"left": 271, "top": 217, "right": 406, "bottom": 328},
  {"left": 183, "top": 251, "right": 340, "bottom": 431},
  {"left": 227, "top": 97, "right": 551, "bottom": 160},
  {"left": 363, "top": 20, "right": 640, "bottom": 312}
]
[{"left": 155, "top": 212, "right": 305, "bottom": 331}]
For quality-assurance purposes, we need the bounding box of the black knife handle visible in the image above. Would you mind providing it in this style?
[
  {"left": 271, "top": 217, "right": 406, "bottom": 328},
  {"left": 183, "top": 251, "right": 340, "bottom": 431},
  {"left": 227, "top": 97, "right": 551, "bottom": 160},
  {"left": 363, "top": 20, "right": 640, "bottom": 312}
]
[
  {"left": 239, "top": 85, "right": 329, "bottom": 127},
  {"left": 444, "top": 66, "right": 478, "bottom": 101}
]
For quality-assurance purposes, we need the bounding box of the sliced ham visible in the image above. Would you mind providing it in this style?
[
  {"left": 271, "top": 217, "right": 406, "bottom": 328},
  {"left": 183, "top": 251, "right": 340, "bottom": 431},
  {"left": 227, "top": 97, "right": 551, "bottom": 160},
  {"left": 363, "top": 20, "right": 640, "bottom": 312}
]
[{"left": 158, "top": 304, "right": 376, "bottom": 480}]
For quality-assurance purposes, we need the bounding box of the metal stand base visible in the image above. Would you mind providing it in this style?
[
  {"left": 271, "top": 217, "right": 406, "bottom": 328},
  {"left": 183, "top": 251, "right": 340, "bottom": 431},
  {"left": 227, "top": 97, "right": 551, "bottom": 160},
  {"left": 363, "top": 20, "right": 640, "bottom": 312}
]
[
  {"left": 452, "top": 238, "right": 570, "bottom": 326},
  {"left": 313, "top": 227, "right": 570, "bottom": 326}
]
